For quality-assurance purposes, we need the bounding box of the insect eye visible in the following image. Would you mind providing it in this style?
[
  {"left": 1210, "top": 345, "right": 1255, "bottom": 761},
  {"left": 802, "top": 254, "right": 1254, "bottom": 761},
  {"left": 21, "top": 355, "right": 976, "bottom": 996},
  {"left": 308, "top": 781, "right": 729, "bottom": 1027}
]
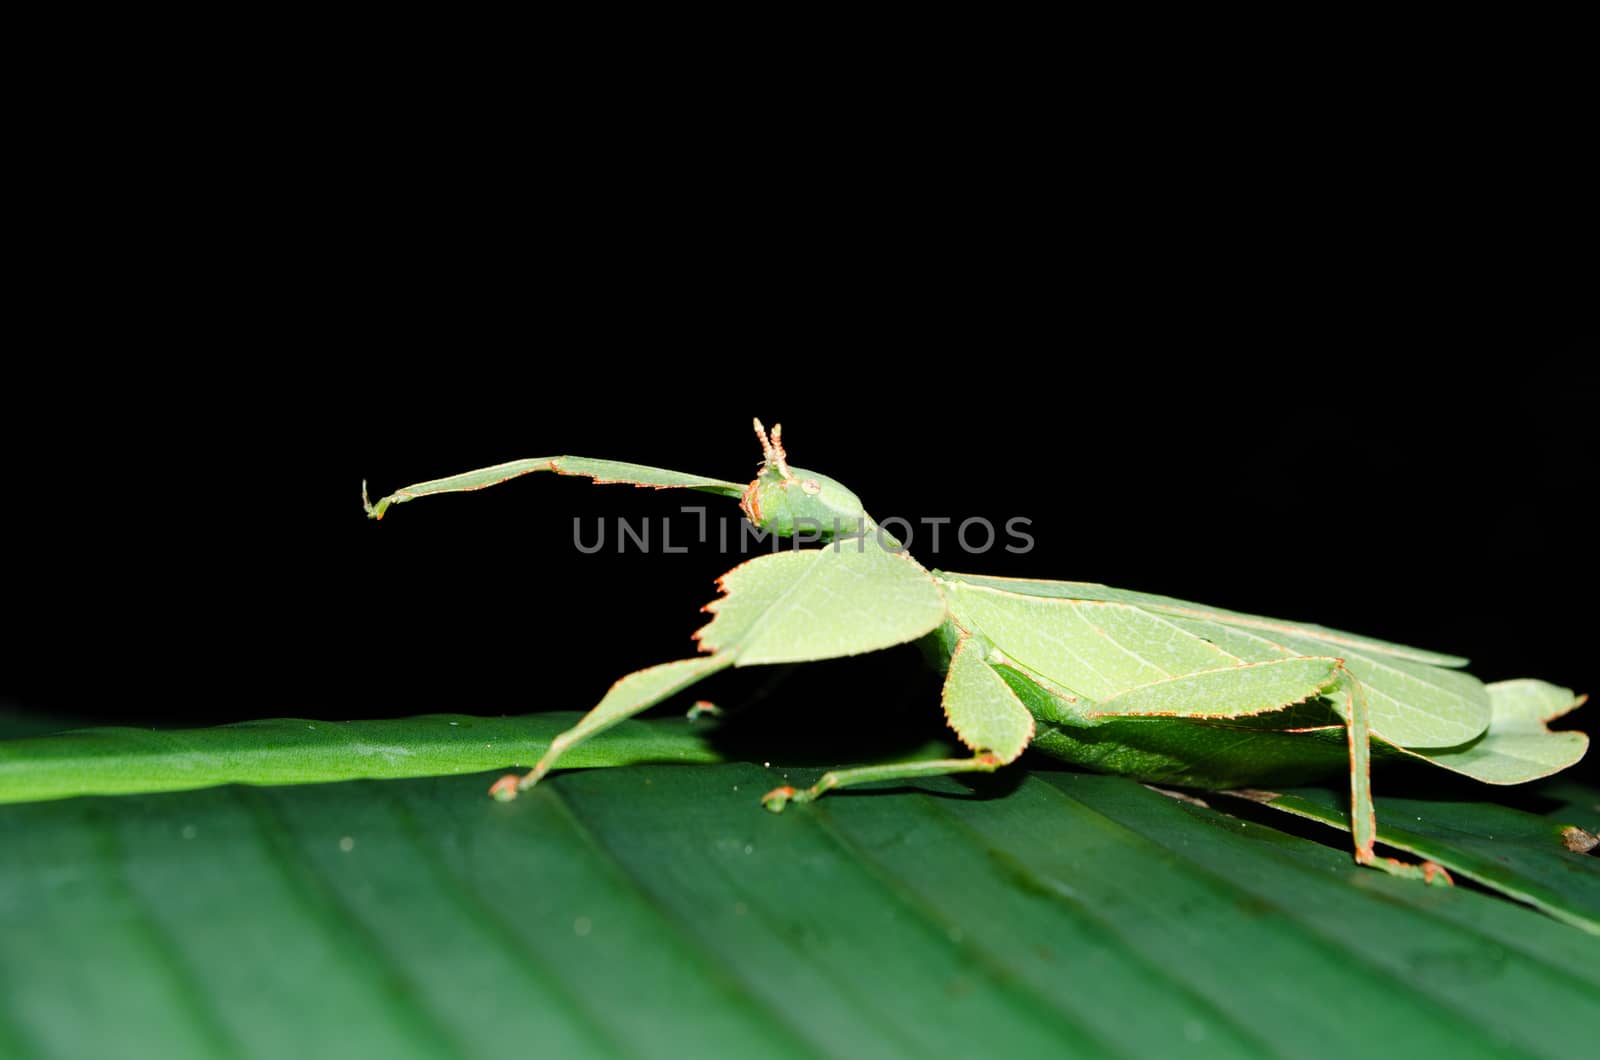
[{"left": 801, "top": 479, "right": 822, "bottom": 495}]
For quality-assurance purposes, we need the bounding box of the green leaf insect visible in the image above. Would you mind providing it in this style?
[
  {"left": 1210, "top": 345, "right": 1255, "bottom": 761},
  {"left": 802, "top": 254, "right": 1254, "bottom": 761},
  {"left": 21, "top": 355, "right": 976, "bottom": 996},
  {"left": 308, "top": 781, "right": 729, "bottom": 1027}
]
[{"left": 365, "top": 420, "right": 1590, "bottom": 884}]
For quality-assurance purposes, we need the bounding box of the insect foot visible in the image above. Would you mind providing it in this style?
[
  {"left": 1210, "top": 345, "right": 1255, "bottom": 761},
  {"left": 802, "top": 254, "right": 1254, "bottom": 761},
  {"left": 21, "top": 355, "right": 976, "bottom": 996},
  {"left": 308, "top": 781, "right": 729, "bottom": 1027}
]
[
  {"left": 687, "top": 701, "right": 723, "bottom": 722},
  {"left": 1357, "top": 848, "right": 1455, "bottom": 887},
  {"left": 761, "top": 786, "right": 799, "bottom": 812},
  {"left": 488, "top": 758, "right": 554, "bottom": 802}
]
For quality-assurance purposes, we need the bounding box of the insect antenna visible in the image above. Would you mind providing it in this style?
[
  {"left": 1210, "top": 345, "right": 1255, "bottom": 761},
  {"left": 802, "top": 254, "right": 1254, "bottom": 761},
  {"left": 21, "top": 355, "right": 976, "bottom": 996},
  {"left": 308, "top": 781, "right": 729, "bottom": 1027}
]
[{"left": 752, "top": 417, "right": 795, "bottom": 480}]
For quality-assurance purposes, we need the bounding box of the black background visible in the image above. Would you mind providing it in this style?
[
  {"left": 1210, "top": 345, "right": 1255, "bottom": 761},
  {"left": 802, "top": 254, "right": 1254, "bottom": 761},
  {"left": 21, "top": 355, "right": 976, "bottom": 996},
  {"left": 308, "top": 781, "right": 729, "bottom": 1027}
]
[{"left": 4, "top": 167, "right": 1594, "bottom": 783}]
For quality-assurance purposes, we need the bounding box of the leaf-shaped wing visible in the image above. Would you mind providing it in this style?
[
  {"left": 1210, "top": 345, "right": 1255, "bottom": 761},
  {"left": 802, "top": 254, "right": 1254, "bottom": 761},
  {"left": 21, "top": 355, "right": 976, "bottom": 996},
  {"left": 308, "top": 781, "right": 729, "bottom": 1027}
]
[
  {"left": 1394, "top": 680, "right": 1589, "bottom": 783},
  {"left": 936, "top": 572, "right": 1469, "bottom": 667},
  {"left": 1089, "top": 658, "right": 1344, "bottom": 719}
]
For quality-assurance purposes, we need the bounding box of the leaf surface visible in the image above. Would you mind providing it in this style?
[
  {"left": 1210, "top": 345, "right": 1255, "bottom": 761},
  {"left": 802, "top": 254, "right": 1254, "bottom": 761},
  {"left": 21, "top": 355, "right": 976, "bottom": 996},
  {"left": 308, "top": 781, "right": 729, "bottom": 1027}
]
[
  {"left": 0, "top": 713, "right": 724, "bottom": 804},
  {"left": 3, "top": 749, "right": 1598, "bottom": 1059},
  {"left": 1237, "top": 784, "right": 1600, "bottom": 935}
]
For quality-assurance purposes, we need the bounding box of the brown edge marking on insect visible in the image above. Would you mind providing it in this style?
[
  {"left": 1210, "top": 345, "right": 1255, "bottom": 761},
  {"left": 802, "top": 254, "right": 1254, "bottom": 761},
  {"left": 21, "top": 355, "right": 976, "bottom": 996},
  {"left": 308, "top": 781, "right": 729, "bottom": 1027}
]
[
  {"left": 1081, "top": 657, "right": 1346, "bottom": 720},
  {"left": 940, "top": 634, "right": 1034, "bottom": 764},
  {"left": 761, "top": 785, "right": 797, "bottom": 808},
  {"left": 690, "top": 550, "right": 815, "bottom": 653},
  {"left": 1421, "top": 862, "right": 1453, "bottom": 884},
  {"left": 1185, "top": 696, "right": 1347, "bottom": 734},
  {"left": 383, "top": 458, "right": 563, "bottom": 507},
  {"left": 571, "top": 476, "right": 726, "bottom": 490},
  {"left": 739, "top": 479, "right": 762, "bottom": 525},
  {"left": 1197, "top": 724, "right": 1346, "bottom": 735},
  {"left": 691, "top": 558, "right": 763, "bottom": 653},
  {"left": 1365, "top": 854, "right": 1452, "bottom": 884},
  {"left": 1556, "top": 691, "right": 1590, "bottom": 719},
  {"left": 554, "top": 458, "right": 744, "bottom": 492}
]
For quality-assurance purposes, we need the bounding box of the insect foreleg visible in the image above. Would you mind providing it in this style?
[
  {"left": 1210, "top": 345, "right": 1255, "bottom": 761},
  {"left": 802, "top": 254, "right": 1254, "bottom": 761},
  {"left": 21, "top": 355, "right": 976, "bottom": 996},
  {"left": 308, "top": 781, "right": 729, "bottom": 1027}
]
[{"left": 488, "top": 654, "right": 732, "bottom": 801}]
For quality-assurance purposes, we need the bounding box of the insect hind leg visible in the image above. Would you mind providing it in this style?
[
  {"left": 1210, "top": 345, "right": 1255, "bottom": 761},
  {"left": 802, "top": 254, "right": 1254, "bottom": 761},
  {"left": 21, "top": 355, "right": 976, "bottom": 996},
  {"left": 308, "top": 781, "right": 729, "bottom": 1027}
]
[{"left": 1337, "top": 668, "right": 1453, "bottom": 886}]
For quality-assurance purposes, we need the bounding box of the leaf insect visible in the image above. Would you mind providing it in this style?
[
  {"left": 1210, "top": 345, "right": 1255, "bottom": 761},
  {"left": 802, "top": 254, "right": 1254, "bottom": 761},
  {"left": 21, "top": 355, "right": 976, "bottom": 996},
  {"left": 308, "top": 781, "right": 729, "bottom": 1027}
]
[{"left": 365, "top": 421, "right": 1589, "bottom": 883}]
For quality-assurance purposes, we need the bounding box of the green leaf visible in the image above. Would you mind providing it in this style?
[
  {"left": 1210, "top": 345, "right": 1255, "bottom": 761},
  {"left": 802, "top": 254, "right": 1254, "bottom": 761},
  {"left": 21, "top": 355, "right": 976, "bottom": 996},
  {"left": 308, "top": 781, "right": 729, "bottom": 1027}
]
[
  {"left": 1235, "top": 784, "right": 1600, "bottom": 935},
  {"left": 0, "top": 713, "right": 724, "bottom": 804},
  {"left": 3, "top": 752, "right": 1598, "bottom": 1059}
]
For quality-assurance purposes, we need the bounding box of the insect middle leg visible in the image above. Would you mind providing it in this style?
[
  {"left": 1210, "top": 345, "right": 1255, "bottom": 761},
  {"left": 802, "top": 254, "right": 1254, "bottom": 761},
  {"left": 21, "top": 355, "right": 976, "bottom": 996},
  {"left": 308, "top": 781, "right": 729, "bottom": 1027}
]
[
  {"left": 761, "top": 754, "right": 1002, "bottom": 811},
  {"left": 764, "top": 635, "right": 1031, "bottom": 810}
]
